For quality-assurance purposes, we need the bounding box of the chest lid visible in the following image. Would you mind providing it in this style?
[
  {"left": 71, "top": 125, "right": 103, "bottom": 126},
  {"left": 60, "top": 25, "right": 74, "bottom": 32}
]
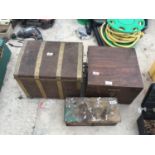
[
  {"left": 87, "top": 46, "right": 143, "bottom": 88},
  {"left": 14, "top": 40, "right": 83, "bottom": 81}
]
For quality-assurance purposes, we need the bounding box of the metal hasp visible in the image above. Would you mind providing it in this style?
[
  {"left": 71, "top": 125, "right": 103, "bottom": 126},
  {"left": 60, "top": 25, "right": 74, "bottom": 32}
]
[{"left": 0, "top": 38, "right": 11, "bottom": 90}]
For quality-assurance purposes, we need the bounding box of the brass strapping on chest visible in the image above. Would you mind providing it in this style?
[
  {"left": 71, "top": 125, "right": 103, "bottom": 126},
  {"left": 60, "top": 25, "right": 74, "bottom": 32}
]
[
  {"left": 56, "top": 42, "right": 65, "bottom": 99},
  {"left": 76, "top": 43, "right": 83, "bottom": 89},
  {"left": 34, "top": 41, "right": 47, "bottom": 98}
]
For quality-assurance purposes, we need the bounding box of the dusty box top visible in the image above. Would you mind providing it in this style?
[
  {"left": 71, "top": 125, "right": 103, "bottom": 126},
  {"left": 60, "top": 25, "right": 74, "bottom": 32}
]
[
  {"left": 64, "top": 97, "right": 121, "bottom": 126},
  {"left": 87, "top": 47, "right": 143, "bottom": 88},
  {"left": 14, "top": 40, "right": 83, "bottom": 81}
]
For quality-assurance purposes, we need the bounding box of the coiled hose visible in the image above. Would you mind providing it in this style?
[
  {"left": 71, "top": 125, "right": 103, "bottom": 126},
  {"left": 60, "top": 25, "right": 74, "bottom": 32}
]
[{"left": 99, "top": 24, "right": 144, "bottom": 48}]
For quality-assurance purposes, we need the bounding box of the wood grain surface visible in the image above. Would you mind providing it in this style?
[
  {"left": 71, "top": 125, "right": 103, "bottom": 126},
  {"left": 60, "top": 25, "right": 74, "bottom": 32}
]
[
  {"left": 14, "top": 40, "right": 83, "bottom": 98},
  {"left": 86, "top": 47, "right": 143, "bottom": 104}
]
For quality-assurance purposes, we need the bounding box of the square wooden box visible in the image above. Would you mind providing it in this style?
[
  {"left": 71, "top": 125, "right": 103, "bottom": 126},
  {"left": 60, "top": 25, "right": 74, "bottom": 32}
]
[{"left": 86, "top": 47, "right": 143, "bottom": 104}]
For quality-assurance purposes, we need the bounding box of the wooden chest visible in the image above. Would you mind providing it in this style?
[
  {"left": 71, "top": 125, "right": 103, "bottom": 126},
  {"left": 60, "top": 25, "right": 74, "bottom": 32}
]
[
  {"left": 14, "top": 40, "right": 83, "bottom": 99},
  {"left": 86, "top": 47, "right": 143, "bottom": 104},
  {"left": 64, "top": 97, "right": 121, "bottom": 126}
]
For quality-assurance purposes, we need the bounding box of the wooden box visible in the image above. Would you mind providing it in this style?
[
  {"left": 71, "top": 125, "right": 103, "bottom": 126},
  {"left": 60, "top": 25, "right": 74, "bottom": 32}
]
[
  {"left": 137, "top": 84, "right": 155, "bottom": 135},
  {"left": 64, "top": 97, "right": 121, "bottom": 126},
  {"left": 14, "top": 40, "right": 83, "bottom": 99},
  {"left": 86, "top": 47, "right": 143, "bottom": 104}
]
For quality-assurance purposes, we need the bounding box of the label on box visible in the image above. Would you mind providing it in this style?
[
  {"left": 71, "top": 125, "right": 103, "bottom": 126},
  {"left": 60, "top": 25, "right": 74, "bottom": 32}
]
[
  {"left": 46, "top": 52, "right": 54, "bottom": 56},
  {"left": 109, "top": 100, "right": 117, "bottom": 105},
  {"left": 92, "top": 71, "right": 100, "bottom": 76},
  {"left": 105, "top": 81, "right": 113, "bottom": 86}
]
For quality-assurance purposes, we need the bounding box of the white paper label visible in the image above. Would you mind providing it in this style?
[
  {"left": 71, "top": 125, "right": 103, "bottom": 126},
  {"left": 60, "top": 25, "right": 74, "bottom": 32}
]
[
  {"left": 109, "top": 100, "right": 117, "bottom": 105},
  {"left": 46, "top": 52, "right": 54, "bottom": 56},
  {"left": 105, "top": 81, "right": 113, "bottom": 86},
  {"left": 92, "top": 71, "right": 100, "bottom": 76}
]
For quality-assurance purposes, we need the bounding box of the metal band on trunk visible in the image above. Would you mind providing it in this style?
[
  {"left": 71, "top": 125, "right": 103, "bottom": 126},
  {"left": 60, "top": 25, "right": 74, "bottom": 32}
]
[
  {"left": 56, "top": 42, "right": 65, "bottom": 99},
  {"left": 34, "top": 41, "right": 47, "bottom": 98},
  {"left": 76, "top": 43, "right": 83, "bottom": 89}
]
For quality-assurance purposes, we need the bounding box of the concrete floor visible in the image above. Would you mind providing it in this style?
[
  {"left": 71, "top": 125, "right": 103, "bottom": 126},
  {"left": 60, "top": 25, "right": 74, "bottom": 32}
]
[{"left": 0, "top": 19, "right": 154, "bottom": 135}]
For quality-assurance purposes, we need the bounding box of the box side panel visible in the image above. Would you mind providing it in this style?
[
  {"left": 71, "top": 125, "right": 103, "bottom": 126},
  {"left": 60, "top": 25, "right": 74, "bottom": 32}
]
[
  {"left": 116, "top": 87, "right": 143, "bottom": 104},
  {"left": 86, "top": 85, "right": 143, "bottom": 104},
  {"left": 61, "top": 42, "right": 81, "bottom": 80},
  {"left": 40, "top": 79, "right": 59, "bottom": 98},
  {"left": 18, "top": 41, "right": 41, "bottom": 78},
  {"left": 15, "top": 78, "right": 42, "bottom": 98},
  {"left": 62, "top": 81, "right": 81, "bottom": 97},
  {"left": 39, "top": 42, "right": 60, "bottom": 79},
  {"left": 87, "top": 47, "right": 143, "bottom": 88},
  {"left": 61, "top": 43, "right": 83, "bottom": 98}
]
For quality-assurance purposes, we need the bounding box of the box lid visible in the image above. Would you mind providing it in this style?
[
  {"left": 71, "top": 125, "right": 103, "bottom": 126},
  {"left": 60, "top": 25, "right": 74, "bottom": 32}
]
[
  {"left": 14, "top": 40, "right": 83, "bottom": 81},
  {"left": 141, "top": 83, "right": 155, "bottom": 108},
  {"left": 87, "top": 47, "right": 143, "bottom": 88},
  {"left": 64, "top": 97, "right": 121, "bottom": 125}
]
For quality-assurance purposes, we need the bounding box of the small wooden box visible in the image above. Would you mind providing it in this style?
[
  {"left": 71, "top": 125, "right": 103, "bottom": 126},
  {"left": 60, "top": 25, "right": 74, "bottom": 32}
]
[
  {"left": 64, "top": 97, "right": 121, "bottom": 126},
  {"left": 86, "top": 47, "right": 143, "bottom": 104},
  {"left": 14, "top": 40, "right": 83, "bottom": 99}
]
